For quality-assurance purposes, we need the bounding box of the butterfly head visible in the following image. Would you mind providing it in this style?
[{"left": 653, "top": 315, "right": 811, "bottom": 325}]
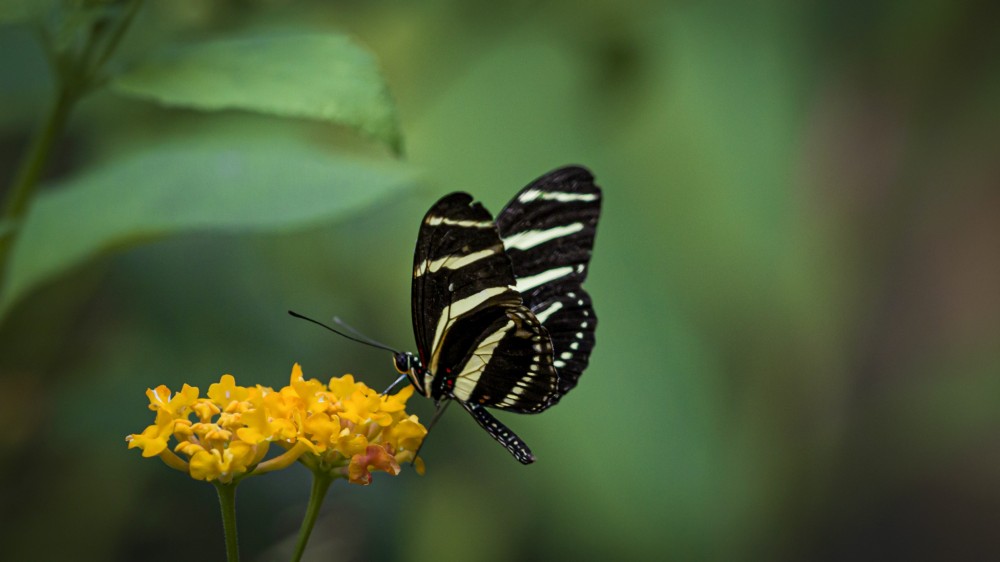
[{"left": 393, "top": 351, "right": 427, "bottom": 394}]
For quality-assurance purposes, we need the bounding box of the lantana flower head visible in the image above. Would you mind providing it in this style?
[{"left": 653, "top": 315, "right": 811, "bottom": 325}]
[
  {"left": 126, "top": 364, "right": 426, "bottom": 485},
  {"left": 282, "top": 365, "right": 427, "bottom": 484},
  {"left": 126, "top": 375, "right": 272, "bottom": 483}
]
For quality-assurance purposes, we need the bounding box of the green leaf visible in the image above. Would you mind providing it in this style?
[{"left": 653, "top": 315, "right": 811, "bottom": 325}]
[
  {"left": 110, "top": 34, "right": 403, "bottom": 153},
  {"left": 0, "top": 0, "right": 55, "bottom": 25},
  {"left": 0, "top": 137, "right": 415, "bottom": 316}
]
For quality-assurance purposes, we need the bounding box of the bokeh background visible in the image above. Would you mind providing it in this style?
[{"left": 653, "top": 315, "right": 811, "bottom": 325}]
[{"left": 2, "top": 1, "right": 999, "bottom": 560}]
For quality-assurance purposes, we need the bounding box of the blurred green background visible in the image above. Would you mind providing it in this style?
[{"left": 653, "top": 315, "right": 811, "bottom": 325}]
[{"left": 2, "top": 1, "right": 999, "bottom": 560}]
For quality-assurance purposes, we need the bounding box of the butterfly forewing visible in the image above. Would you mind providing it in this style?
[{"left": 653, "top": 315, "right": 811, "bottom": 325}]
[
  {"left": 411, "top": 193, "right": 558, "bottom": 404},
  {"left": 496, "top": 166, "right": 601, "bottom": 404},
  {"left": 497, "top": 167, "right": 600, "bottom": 297},
  {"left": 412, "top": 193, "right": 513, "bottom": 367}
]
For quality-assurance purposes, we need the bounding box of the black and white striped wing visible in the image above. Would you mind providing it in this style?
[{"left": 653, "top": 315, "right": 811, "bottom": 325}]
[
  {"left": 411, "top": 193, "right": 558, "bottom": 413},
  {"left": 496, "top": 166, "right": 602, "bottom": 404}
]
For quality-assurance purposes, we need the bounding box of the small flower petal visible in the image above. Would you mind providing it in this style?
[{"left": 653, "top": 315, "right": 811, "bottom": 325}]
[
  {"left": 145, "top": 384, "right": 199, "bottom": 416},
  {"left": 348, "top": 444, "right": 400, "bottom": 485},
  {"left": 126, "top": 423, "right": 170, "bottom": 457},
  {"left": 380, "top": 384, "right": 414, "bottom": 413}
]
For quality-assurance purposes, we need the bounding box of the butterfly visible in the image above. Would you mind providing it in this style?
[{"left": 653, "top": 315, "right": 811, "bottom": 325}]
[{"left": 391, "top": 166, "right": 602, "bottom": 463}]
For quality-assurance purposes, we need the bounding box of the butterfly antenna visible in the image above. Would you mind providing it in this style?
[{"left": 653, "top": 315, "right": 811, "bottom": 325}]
[
  {"left": 412, "top": 400, "right": 452, "bottom": 464},
  {"left": 332, "top": 316, "right": 399, "bottom": 354},
  {"left": 288, "top": 310, "right": 400, "bottom": 354}
]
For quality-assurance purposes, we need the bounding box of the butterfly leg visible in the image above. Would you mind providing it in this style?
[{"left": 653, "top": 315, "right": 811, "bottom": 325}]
[
  {"left": 460, "top": 401, "right": 536, "bottom": 464},
  {"left": 381, "top": 373, "right": 409, "bottom": 396},
  {"left": 411, "top": 399, "right": 453, "bottom": 463}
]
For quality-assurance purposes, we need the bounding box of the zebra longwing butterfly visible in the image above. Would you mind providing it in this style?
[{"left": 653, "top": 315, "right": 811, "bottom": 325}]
[{"left": 392, "top": 166, "right": 601, "bottom": 464}]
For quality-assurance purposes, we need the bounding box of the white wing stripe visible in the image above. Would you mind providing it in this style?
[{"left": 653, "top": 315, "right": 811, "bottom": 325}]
[
  {"left": 453, "top": 320, "right": 514, "bottom": 401},
  {"left": 425, "top": 216, "right": 494, "bottom": 228},
  {"left": 415, "top": 247, "right": 496, "bottom": 277},
  {"left": 534, "top": 300, "right": 564, "bottom": 324},
  {"left": 429, "top": 286, "right": 512, "bottom": 373},
  {"left": 503, "top": 223, "right": 584, "bottom": 251},
  {"left": 518, "top": 189, "right": 599, "bottom": 203},
  {"left": 515, "top": 266, "right": 573, "bottom": 293}
]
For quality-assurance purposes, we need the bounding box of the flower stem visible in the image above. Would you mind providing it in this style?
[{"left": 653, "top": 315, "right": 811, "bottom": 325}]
[
  {"left": 214, "top": 482, "right": 241, "bottom": 562},
  {"left": 289, "top": 473, "right": 334, "bottom": 562}
]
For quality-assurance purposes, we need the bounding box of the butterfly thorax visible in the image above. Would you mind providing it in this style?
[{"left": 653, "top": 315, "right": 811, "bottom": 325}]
[{"left": 395, "top": 350, "right": 461, "bottom": 401}]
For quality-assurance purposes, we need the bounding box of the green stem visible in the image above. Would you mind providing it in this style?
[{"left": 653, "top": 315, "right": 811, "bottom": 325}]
[
  {"left": 92, "top": 0, "right": 144, "bottom": 73},
  {"left": 214, "top": 482, "right": 241, "bottom": 562},
  {"left": 0, "top": 83, "right": 78, "bottom": 276},
  {"left": 2, "top": 83, "right": 76, "bottom": 219},
  {"left": 289, "top": 473, "right": 335, "bottom": 562},
  {"left": 0, "top": 0, "right": 143, "bottom": 284}
]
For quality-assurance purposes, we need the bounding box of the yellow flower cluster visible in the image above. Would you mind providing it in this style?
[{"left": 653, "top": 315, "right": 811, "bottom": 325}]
[{"left": 126, "top": 364, "right": 426, "bottom": 484}]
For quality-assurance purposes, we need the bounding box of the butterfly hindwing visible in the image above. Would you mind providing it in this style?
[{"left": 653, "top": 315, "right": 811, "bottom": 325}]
[
  {"left": 458, "top": 307, "right": 557, "bottom": 413},
  {"left": 497, "top": 166, "right": 601, "bottom": 403},
  {"left": 529, "top": 291, "right": 596, "bottom": 399}
]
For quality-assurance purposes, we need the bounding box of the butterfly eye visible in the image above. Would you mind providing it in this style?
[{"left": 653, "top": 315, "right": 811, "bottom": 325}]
[{"left": 393, "top": 353, "right": 410, "bottom": 374}]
